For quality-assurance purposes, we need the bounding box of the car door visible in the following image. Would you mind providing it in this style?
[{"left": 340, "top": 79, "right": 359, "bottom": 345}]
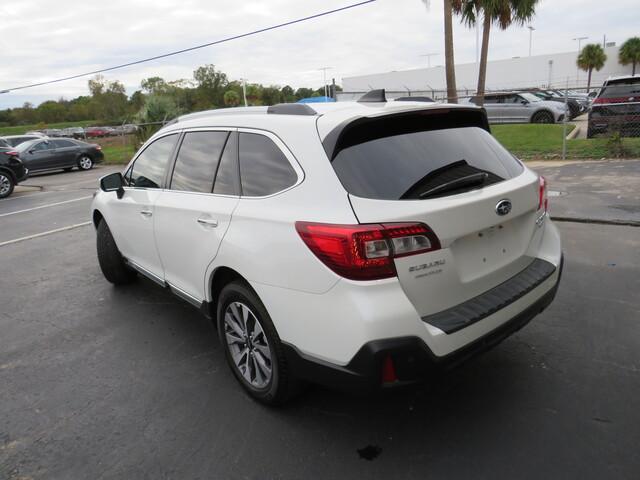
[
  {"left": 107, "top": 133, "right": 180, "bottom": 282},
  {"left": 480, "top": 95, "right": 501, "bottom": 123},
  {"left": 52, "top": 139, "right": 78, "bottom": 167},
  {"left": 154, "top": 130, "right": 240, "bottom": 303},
  {"left": 21, "top": 141, "right": 57, "bottom": 171},
  {"left": 497, "top": 94, "right": 523, "bottom": 123}
]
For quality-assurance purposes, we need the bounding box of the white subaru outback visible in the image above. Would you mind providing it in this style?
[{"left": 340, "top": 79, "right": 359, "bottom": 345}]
[{"left": 92, "top": 91, "right": 562, "bottom": 405}]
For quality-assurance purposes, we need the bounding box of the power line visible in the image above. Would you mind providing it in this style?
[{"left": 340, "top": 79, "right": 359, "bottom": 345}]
[{"left": 0, "top": 0, "right": 376, "bottom": 94}]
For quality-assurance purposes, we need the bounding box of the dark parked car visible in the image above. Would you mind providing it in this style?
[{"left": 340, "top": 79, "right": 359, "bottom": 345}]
[
  {"left": 588, "top": 75, "right": 640, "bottom": 138},
  {"left": 1, "top": 134, "right": 48, "bottom": 147},
  {"left": 0, "top": 148, "right": 29, "bottom": 198},
  {"left": 15, "top": 138, "right": 104, "bottom": 173}
]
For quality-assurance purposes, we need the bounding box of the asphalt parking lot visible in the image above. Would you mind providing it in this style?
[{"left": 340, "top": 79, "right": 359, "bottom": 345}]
[{"left": 1, "top": 161, "right": 639, "bottom": 479}]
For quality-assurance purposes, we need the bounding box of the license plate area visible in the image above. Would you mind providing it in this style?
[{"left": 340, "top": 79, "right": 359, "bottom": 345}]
[{"left": 450, "top": 214, "right": 533, "bottom": 283}]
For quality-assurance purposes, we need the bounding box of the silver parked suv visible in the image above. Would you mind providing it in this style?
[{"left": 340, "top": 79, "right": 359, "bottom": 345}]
[{"left": 466, "top": 92, "right": 568, "bottom": 124}]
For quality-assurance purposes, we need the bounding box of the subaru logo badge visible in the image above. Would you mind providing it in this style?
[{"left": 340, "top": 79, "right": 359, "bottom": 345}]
[{"left": 495, "top": 199, "right": 512, "bottom": 216}]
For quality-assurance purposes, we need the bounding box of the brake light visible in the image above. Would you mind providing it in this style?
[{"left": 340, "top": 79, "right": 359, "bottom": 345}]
[
  {"left": 6, "top": 151, "right": 18, "bottom": 156},
  {"left": 538, "top": 176, "right": 548, "bottom": 212},
  {"left": 94, "top": 145, "right": 102, "bottom": 150},
  {"left": 295, "top": 221, "right": 441, "bottom": 281}
]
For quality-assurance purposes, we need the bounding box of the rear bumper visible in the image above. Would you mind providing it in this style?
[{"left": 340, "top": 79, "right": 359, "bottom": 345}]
[{"left": 283, "top": 256, "right": 563, "bottom": 393}]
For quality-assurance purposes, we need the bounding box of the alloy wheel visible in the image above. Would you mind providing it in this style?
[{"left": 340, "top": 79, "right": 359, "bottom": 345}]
[
  {"left": 223, "top": 301, "right": 273, "bottom": 389},
  {"left": 0, "top": 174, "right": 11, "bottom": 196},
  {"left": 79, "top": 156, "right": 93, "bottom": 170}
]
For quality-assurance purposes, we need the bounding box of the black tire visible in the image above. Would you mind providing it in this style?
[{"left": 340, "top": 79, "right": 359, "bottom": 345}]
[
  {"left": 217, "top": 281, "right": 299, "bottom": 406},
  {"left": 78, "top": 155, "right": 94, "bottom": 170},
  {"left": 0, "top": 171, "right": 15, "bottom": 199},
  {"left": 531, "top": 111, "right": 554, "bottom": 124},
  {"left": 96, "top": 220, "right": 137, "bottom": 285}
]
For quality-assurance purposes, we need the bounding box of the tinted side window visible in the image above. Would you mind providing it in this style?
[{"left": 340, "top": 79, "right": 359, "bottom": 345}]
[
  {"left": 129, "top": 134, "right": 178, "bottom": 189},
  {"left": 238, "top": 133, "right": 297, "bottom": 197},
  {"left": 171, "top": 131, "right": 229, "bottom": 193},
  {"left": 53, "top": 139, "right": 75, "bottom": 148},
  {"left": 213, "top": 132, "right": 240, "bottom": 196},
  {"left": 32, "top": 142, "right": 52, "bottom": 151}
]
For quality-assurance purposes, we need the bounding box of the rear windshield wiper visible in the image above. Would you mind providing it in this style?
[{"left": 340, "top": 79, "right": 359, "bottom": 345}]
[{"left": 418, "top": 172, "right": 489, "bottom": 199}]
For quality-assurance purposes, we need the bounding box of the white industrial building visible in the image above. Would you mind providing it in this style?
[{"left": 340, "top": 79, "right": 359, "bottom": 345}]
[{"left": 340, "top": 45, "right": 633, "bottom": 100}]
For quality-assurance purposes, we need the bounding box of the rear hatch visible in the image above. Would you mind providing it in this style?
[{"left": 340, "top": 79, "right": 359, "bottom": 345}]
[
  {"left": 592, "top": 82, "right": 640, "bottom": 127},
  {"left": 325, "top": 108, "right": 544, "bottom": 318}
]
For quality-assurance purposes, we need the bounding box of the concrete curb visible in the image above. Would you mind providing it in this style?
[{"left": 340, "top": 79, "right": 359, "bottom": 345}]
[
  {"left": 565, "top": 124, "right": 580, "bottom": 140},
  {"left": 551, "top": 216, "right": 640, "bottom": 227}
]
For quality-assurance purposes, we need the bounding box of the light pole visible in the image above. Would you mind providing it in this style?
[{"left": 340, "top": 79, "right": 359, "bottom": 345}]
[
  {"left": 239, "top": 78, "right": 248, "bottom": 107},
  {"left": 527, "top": 26, "right": 535, "bottom": 57},
  {"left": 420, "top": 53, "right": 438, "bottom": 68},
  {"left": 573, "top": 36, "right": 588, "bottom": 85},
  {"left": 318, "top": 67, "right": 333, "bottom": 101}
]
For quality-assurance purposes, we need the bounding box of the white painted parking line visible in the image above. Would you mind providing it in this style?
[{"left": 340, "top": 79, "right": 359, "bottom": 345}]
[
  {"left": 0, "top": 222, "right": 92, "bottom": 247},
  {"left": 0, "top": 196, "right": 92, "bottom": 217}
]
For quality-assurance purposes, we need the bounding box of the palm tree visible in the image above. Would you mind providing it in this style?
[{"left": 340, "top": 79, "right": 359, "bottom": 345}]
[
  {"left": 619, "top": 37, "right": 640, "bottom": 76},
  {"left": 422, "top": 1, "right": 458, "bottom": 103},
  {"left": 454, "top": 0, "right": 538, "bottom": 106},
  {"left": 577, "top": 44, "right": 607, "bottom": 92}
]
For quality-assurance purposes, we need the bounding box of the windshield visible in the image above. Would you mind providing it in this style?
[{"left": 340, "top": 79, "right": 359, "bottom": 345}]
[
  {"left": 16, "top": 139, "right": 43, "bottom": 152},
  {"left": 520, "top": 92, "right": 542, "bottom": 103}
]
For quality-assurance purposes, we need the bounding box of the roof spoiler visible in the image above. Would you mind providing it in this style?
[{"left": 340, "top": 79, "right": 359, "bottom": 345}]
[{"left": 358, "top": 89, "right": 387, "bottom": 103}]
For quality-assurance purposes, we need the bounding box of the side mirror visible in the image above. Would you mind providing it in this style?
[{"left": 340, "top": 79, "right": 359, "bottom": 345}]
[
  {"left": 28, "top": 150, "right": 34, "bottom": 154},
  {"left": 521, "top": 100, "right": 529, "bottom": 105},
  {"left": 100, "top": 172, "right": 125, "bottom": 199}
]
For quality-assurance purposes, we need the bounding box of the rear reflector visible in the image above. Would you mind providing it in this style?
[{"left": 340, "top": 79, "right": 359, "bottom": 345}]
[
  {"left": 295, "top": 221, "right": 440, "bottom": 281},
  {"left": 538, "top": 176, "right": 548, "bottom": 212},
  {"left": 381, "top": 354, "right": 398, "bottom": 384}
]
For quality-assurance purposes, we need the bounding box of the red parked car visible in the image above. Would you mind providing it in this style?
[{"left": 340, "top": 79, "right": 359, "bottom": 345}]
[{"left": 85, "top": 127, "right": 110, "bottom": 138}]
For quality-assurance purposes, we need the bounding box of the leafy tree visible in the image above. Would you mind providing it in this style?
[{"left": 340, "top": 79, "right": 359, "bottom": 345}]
[
  {"left": 577, "top": 44, "right": 607, "bottom": 92},
  {"left": 453, "top": 0, "right": 538, "bottom": 106},
  {"left": 141, "top": 76, "right": 168, "bottom": 94},
  {"left": 193, "top": 64, "right": 228, "bottom": 107},
  {"left": 294, "top": 87, "right": 314, "bottom": 99},
  {"left": 36, "top": 100, "right": 67, "bottom": 123},
  {"left": 261, "top": 86, "right": 283, "bottom": 105},
  {"left": 281, "top": 85, "right": 295, "bottom": 102},
  {"left": 224, "top": 90, "right": 240, "bottom": 107},
  {"left": 619, "top": 37, "right": 640, "bottom": 76}
]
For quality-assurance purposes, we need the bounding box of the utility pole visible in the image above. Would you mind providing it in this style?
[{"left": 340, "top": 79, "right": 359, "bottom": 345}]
[
  {"left": 527, "top": 26, "right": 535, "bottom": 57},
  {"left": 573, "top": 36, "right": 588, "bottom": 85},
  {"left": 420, "top": 53, "right": 438, "bottom": 68},
  {"left": 318, "top": 67, "right": 333, "bottom": 101},
  {"left": 239, "top": 78, "right": 248, "bottom": 107}
]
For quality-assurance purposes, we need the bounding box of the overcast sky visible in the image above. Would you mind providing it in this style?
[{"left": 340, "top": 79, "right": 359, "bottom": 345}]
[{"left": 0, "top": 0, "right": 637, "bottom": 108}]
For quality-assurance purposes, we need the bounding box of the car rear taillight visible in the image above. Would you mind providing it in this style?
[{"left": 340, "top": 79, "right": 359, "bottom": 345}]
[
  {"left": 295, "top": 221, "right": 441, "bottom": 281},
  {"left": 6, "top": 151, "right": 18, "bottom": 156},
  {"left": 94, "top": 145, "right": 102, "bottom": 150},
  {"left": 538, "top": 176, "right": 548, "bottom": 212}
]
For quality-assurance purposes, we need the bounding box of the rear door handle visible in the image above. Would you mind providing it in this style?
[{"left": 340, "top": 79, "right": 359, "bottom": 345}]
[
  {"left": 140, "top": 210, "right": 152, "bottom": 217},
  {"left": 197, "top": 217, "right": 218, "bottom": 227}
]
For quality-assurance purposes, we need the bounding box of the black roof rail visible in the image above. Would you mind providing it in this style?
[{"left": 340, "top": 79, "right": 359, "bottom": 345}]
[
  {"left": 358, "top": 89, "right": 387, "bottom": 103},
  {"left": 267, "top": 103, "right": 317, "bottom": 115},
  {"left": 394, "top": 96, "right": 434, "bottom": 103}
]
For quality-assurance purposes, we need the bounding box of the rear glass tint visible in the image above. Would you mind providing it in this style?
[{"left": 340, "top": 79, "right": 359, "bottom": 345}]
[
  {"left": 330, "top": 113, "right": 523, "bottom": 200},
  {"left": 599, "top": 84, "right": 640, "bottom": 98}
]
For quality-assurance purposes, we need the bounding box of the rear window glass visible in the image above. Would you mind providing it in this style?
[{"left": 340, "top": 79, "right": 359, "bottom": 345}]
[{"left": 330, "top": 114, "right": 523, "bottom": 200}]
